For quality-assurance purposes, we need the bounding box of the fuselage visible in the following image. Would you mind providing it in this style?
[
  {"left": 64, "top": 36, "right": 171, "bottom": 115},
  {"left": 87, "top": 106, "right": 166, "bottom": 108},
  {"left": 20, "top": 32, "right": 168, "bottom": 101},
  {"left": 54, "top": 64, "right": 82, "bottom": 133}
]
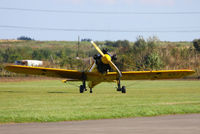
[{"left": 87, "top": 53, "right": 113, "bottom": 88}]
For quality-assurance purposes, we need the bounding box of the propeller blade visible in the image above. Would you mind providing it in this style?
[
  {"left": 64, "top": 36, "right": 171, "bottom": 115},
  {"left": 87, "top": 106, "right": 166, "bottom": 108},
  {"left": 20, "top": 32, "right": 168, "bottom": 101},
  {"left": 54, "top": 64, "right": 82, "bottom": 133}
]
[
  {"left": 108, "top": 60, "right": 122, "bottom": 77},
  {"left": 90, "top": 41, "right": 105, "bottom": 56}
]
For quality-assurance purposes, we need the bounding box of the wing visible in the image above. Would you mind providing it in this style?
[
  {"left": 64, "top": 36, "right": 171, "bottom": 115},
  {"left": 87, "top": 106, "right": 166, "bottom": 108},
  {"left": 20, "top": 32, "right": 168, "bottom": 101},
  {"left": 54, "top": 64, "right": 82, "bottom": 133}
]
[
  {"left": 91, "top": 70, "right": 195, "bottom": 81},
  {"left": 5, "top": 65, "right": 195, "bottom": 81},
  {"left": 5, "top": 65, "right": 84, "bottom": 80},
  {"left": 120, "top": 70, "right": 195, "bottom": 80}
]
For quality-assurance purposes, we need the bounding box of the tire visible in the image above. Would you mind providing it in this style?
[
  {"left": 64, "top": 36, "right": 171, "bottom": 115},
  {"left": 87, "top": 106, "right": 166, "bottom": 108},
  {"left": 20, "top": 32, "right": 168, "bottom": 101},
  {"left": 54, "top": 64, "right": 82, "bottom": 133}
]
[
  {"left": 117, "top": 88, "right": 121, "bottom": 91},
  {"left": 121, "top": 86, "right": 126, "bottom": 93},
  {"left": 89, "top": 88, "right": 93, "bottom": 93},
  {"left": 80, "top": 85, "right": 84, "bottom": 93}
]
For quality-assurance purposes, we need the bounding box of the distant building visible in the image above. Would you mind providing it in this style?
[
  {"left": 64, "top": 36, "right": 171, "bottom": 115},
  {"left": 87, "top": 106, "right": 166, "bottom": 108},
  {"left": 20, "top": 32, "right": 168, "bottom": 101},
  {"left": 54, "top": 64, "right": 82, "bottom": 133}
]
[{"left": 15, "top": 60, "right": 43, "bottom": 66}]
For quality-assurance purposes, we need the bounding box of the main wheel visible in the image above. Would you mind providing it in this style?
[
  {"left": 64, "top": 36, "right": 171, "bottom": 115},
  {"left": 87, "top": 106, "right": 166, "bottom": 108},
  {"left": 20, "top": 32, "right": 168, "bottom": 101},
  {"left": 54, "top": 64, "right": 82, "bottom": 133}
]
[
  {"left": 90, "top": 88, "right": 93, "bottom": 93},
  {"left": 121, "top": 86, "right": 126, "bottom": 93},
  {"left": 117, "top": 88, "right": 121, "bottom": 91},
  {"left": 80, "top": 85, "right": 84, "bottom": 93}
]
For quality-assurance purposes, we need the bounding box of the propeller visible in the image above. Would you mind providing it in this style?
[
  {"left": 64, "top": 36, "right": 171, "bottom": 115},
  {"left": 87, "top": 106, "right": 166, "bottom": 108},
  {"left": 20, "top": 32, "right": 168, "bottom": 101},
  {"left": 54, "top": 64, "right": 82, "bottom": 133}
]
[{"left": 91, "top": 41, "right": 122, "bottom": 77}]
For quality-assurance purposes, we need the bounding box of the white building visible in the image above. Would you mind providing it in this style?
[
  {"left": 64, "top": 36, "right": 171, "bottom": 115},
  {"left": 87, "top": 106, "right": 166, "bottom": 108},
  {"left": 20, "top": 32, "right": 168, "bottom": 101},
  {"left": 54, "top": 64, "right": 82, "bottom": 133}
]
[{"left": 15, "top": 60, "right": 43, "bottom": 66}]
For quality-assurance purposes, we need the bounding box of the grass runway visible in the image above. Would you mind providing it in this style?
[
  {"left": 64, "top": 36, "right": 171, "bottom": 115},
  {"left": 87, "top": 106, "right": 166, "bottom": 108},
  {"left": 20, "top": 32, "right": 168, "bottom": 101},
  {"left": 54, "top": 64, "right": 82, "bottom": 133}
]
[{"left": 0, "top": 80, "right": 200, "bottom": 123}]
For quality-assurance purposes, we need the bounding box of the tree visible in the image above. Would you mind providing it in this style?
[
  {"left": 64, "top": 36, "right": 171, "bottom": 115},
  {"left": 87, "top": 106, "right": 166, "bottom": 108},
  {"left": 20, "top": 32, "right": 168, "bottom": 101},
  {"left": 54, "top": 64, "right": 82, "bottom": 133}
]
[
  {"left": 114, "top": 40, "right": 130, "bottom": 47},
  {"left": 105, "top": 40, "right": 130, "bottom": 48},
  {"left": 17, "top": 36, "right": 34, "bottom": 41},
  {"left": 144, "top": 53, "right": 164, "bottom": 70},
  {"left": 105, "top": 41, "right": 114, "bottom": 46},
  {"left": 132, "top": 36, "right": 163, "bottom": 70},
  {"left": 193, "top": 39, "right": 200, "bottom": 52}
]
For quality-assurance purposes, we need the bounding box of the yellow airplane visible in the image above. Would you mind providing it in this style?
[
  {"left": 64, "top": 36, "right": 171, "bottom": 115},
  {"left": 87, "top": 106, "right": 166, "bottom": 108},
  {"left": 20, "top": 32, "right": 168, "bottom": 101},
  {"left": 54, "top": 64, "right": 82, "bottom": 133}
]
[{"left": 5, "top": 41, "right": 195, "bottom": 93}]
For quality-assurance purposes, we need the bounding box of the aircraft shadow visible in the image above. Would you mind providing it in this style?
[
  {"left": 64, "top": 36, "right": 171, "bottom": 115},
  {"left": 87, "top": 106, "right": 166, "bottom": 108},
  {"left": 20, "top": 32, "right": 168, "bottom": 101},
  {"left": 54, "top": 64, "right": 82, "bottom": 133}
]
[{"left": 0, "top": 91, "right": 25, "bottom": 93}]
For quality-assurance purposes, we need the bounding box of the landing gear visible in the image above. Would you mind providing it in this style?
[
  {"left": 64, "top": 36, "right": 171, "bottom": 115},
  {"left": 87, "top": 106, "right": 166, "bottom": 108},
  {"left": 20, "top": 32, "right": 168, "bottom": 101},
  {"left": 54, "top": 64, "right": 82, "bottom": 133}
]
[
  {"left": 116, "top": 78, "right": 126, "bottom": 93},
  {"left": 80, "top": 77, "right": 87, "bottom": 93},
  {"left": 79, "top": 85, "right": 93, "bottom": 93},
  {"left": 80, "top": 85, "right": 85, "bottom": 93},
  {"left": 117, "top": 88, "right": 121, "bottom": 91},
  {"left": 121, "top": 86, "right": 126, "bottom": 93},
  {"left": 79, "top": 75, "right": 93, "bottom": 93},
  {"left": 90, "top": 88, "right": 93, "bottom": 93}
]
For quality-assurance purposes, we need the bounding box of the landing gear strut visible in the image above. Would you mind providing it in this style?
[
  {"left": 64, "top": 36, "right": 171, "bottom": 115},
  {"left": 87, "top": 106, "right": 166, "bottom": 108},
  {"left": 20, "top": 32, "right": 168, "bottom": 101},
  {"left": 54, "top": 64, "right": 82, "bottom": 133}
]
[
  {"left": 80, "top": 77, "right": 87, "bottom": 93},
  {"left": 116, "top": 78, "right": 126, "bottom": 93},
  {"left": 79, "top": 75, "right": 93, "bottom": 93}
]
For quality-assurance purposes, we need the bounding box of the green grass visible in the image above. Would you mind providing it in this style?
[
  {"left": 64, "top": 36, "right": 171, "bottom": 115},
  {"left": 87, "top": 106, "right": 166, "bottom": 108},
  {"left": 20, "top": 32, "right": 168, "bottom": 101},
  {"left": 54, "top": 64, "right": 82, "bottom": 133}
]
[{"left": 0, "top": 80, "right": 200, "bottom": 123}]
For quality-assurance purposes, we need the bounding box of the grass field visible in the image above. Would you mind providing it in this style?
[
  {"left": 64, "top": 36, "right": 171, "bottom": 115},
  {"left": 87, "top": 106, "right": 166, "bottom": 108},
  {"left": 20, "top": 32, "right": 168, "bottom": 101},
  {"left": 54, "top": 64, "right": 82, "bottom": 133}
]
[{"left": 0, "top": 80, "right": 200, "bottom": 123}]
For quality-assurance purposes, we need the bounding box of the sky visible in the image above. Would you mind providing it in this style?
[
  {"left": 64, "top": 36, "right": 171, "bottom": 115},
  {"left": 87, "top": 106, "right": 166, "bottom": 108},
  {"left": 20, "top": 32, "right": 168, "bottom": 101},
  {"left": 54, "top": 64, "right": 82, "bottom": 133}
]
[{"left": 0, "top": 0, "right": 200, "bottom": 41}]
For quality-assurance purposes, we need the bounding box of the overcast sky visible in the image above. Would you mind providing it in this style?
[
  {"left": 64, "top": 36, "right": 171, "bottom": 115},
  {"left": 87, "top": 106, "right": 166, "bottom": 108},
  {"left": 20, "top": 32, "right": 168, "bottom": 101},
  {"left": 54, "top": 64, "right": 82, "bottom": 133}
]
[{"left": 0, "top": 0, "right": 200, "bottom": 41}]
